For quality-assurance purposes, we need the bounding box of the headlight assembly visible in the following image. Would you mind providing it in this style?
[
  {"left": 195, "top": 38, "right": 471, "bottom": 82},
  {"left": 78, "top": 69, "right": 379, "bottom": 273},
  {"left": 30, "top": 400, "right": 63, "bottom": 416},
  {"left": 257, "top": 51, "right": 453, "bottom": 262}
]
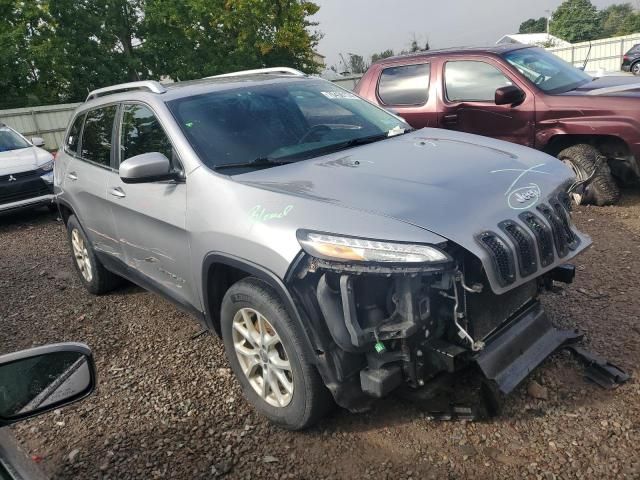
[
  {"left": 38, "top": 160, "right": 54, "bottom": 172},
  {"left": 297, "top": 231, "right": 450, "bottom": 264}
]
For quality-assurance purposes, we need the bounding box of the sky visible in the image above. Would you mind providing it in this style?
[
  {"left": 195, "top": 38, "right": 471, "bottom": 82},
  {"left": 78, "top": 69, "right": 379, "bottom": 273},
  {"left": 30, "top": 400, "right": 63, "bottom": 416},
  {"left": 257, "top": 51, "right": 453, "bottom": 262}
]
[{"left": 311, "top": 0, "right": 634, "bottom": 68}]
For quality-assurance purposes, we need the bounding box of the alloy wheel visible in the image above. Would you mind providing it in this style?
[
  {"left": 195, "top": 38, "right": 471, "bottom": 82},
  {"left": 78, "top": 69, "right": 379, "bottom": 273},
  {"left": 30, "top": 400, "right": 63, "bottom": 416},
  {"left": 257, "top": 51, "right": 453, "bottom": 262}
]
[
  {"left": 231, "top": 307, "right": 294, "bottom": 408},
  {"left": 633, "top": 63, "right": 640, "bottom": 75},
  {"left": 71, "top": 229, "right": 93, "bottom": 282}
]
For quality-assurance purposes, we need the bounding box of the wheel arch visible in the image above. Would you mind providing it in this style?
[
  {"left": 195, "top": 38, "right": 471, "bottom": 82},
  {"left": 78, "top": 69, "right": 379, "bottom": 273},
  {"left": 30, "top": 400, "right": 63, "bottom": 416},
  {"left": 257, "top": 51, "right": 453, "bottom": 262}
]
[
  {"left": 542, "top": 133, "right": 632, "bottom": 158},
  {"left": 201, "top": 253, "right": 317, "bottom": 358},
  {"left": 56, "top": 198, "right": 76, "bottom": 225}
]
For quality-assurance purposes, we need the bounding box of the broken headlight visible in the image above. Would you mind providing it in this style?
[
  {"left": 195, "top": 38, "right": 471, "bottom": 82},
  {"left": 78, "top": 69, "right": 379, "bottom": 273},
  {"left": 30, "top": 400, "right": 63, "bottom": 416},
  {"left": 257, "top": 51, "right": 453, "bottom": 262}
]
[{"left": 297, "top": 231, "right": 450, "bottom": 264}]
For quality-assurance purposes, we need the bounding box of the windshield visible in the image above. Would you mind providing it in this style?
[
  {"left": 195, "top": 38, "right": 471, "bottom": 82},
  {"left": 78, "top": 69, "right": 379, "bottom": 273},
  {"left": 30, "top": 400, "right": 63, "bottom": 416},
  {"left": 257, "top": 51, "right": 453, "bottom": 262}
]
[
  {"left": 167, "top": 79, "right": 410, "bottom": 171},
  {"left": 0, "top": 128, "right": 30, "bottom": 153},
  {"left": 503, "top": 48, "right": 592, "bottom": 94}
]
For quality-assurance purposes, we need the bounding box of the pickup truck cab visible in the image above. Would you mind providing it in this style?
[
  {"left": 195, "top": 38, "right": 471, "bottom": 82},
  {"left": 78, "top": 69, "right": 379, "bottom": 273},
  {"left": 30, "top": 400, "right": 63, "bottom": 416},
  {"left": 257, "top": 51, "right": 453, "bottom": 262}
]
[{"left": 356, "top": 45, "right": 640, "bottom": 205}]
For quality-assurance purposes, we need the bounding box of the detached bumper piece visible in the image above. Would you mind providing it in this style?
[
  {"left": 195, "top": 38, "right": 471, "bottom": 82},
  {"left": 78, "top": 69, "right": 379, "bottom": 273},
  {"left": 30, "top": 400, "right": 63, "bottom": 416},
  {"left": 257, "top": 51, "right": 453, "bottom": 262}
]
[
  {"left": 566, "top": 345, "right": 630, "bottom": 389},
  {"left": 474, "top": 302, "right": 582, "bottom": 394}
]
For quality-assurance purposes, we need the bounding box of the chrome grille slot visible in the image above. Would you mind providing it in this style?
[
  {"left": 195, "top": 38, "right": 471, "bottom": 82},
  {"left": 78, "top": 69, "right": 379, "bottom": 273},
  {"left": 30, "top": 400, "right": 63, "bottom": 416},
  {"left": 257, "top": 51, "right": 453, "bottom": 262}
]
[
  {"left": 477, "top": 231, "right": 516, "bottom": 286},
  {"left": 499, "top": 220, "right": 538, "bottom": 277},
  {"left": 537, "top": 204, "right": 569, "bottom": 258},
  {"left": 519, "top": 211, "right": 554, "bottom": 267}
]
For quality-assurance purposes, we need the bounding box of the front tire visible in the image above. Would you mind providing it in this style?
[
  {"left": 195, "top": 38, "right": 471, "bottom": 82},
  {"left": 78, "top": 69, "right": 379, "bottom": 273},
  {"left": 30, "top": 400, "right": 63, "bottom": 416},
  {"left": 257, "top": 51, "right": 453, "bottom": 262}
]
[
  {"left": 558, "top": 144, "right": 620, "bottom": 206},
  {"left": 66, "top": 215, "right": 121, "bottom": 294},
  {"left": 221, "top": 278, "right": 333, "bottom": 430}
]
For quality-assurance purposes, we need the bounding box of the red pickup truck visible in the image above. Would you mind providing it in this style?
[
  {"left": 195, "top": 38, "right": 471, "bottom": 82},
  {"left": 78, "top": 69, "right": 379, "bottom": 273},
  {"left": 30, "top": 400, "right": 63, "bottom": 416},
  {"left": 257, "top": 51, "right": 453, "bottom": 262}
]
[{"left": 356, "top": 45, "right": 640, "bottom": 205}]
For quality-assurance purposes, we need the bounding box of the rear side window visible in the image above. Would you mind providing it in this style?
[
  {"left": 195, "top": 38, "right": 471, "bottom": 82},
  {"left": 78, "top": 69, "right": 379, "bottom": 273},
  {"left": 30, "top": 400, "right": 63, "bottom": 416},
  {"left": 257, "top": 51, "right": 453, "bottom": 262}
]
[
  {"left": 81, "top": 106, "right": 117, "bottom": 167},
  {"left": 377, "top": 64, "right": 430, "bottom": 105},
  {"left": 120, "top": 104, "right": 173, "bottom": 164},
  {"left": 65, "top": 114, "right": 85, "bottom": 154},
  {"left": 445, "top": 61, "right": 512, "bottom": 102}
]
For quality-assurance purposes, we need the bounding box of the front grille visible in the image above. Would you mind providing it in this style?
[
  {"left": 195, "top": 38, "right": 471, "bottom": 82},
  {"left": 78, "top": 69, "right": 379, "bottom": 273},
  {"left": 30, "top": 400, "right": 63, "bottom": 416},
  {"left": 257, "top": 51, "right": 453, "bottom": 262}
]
[
  {"left": 478, "top": 195, "right": 582, "bottom": 285},
  {"left": 477, "top": 232, "right": 516, "bottom": 286},
  {"left": 499, "top": 220, "right": 537, "bottom": 277},
  {"left": 537, "top": 204, "right": 569, "bottom": 258},
  {"left": 0, "top": 178, "right": 51, "bottom": 205}
]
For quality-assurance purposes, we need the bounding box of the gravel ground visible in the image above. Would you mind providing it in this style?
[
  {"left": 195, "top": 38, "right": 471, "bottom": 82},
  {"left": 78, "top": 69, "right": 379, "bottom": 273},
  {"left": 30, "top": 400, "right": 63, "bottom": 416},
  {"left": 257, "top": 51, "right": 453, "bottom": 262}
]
[{"left": 1, "top": 193, "right": 639, "bottom": 480}]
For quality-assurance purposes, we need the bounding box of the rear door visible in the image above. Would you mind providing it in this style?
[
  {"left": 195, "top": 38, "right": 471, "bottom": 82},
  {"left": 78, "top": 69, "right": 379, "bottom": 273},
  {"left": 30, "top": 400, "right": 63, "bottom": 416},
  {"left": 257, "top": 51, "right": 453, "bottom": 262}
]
[
  {"left": 61, "top": 106, "right": 121, "bottom": 256},
  {"left": 438, "top": 58, "right": 535, "bottom": 147},
  {"left": 372, "top": 62, "right": 437, "bottom": 128},
  {"left": 105, "top": 103, "right": 196, "bottom": 310}
]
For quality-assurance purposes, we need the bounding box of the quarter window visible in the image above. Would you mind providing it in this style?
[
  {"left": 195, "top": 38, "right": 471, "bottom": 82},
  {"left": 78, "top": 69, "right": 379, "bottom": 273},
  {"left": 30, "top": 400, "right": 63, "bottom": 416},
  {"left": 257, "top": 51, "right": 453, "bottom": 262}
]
[
  {"left": 120, "top": 104, "right": 173, "bottom": 164},
  {"left": 377, "top": 63, "right": 430, "bottom": 105},
  {"left": 80, "top": 106, "right": 117, "bottom": 167},
  {"left": 445, "top": 61, "right": 512, "bottom": 102},
  {"left": 65, "top": 114, "right": 85, "bottom": 154}
]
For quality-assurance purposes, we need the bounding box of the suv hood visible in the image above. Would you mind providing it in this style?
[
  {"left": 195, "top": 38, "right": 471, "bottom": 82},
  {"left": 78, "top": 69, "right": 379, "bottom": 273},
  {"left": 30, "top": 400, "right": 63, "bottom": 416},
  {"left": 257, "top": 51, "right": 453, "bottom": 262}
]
[
  {"left": 0, "top": 146, "right": 52, "bottom": 175},
  {"left": 567, "top": 76, "right": 640, "bottom": 97},
  {"left": 235, "top": 129, "right": 588, "bottom": 293}
]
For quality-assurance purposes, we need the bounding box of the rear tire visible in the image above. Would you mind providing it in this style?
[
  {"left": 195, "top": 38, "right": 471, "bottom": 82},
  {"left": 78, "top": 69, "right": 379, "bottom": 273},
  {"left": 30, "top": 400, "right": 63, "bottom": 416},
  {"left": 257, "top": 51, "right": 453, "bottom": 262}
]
[
  {"left": 557, "top": 144, "right": 620, "bottom": 206},
  {"left": 632, "top": 61, "right": 640, "bottom": 75},
  {"left": 220, "top": 278, "right": 333, "bottom": 430},
  {"left": 66, "top": 215, "right": 121, "bottom": 294}
]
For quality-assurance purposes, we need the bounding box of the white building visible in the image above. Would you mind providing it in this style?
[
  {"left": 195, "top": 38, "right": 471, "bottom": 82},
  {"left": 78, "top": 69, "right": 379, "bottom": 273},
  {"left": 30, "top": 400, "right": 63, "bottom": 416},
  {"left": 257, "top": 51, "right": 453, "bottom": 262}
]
[{"left": 496, "top": 33, "right": 570, "bottom": 48}]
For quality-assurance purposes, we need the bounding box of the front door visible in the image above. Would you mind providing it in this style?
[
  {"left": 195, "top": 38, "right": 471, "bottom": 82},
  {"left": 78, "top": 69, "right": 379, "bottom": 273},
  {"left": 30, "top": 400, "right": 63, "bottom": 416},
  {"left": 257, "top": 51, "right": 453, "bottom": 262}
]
[
  {"left": 438, "top": 59, "right": 535, "bottom": 147},
  {"left": 105, "top": 103, "right": 197, "bottom": 310}
]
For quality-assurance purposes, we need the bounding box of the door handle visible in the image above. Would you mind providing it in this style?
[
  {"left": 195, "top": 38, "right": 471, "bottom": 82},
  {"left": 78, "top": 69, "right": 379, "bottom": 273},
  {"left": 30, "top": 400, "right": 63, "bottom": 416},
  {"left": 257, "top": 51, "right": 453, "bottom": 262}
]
[
  {"left": 67, "top": 172, "right": 78, "bottom": 181},
  {"left": 443, "top": 114, "right": 459, "bottom": 126},
  {"left": 108, "top": 187, "right": 126, "bottom": 199}
]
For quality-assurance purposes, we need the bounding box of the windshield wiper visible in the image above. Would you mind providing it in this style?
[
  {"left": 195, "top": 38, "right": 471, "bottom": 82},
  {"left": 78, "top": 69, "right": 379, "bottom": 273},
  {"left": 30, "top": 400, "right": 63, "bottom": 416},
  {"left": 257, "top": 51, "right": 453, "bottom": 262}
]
[{"left": 213, "top": 157, "right": 294, "bottom": 171}]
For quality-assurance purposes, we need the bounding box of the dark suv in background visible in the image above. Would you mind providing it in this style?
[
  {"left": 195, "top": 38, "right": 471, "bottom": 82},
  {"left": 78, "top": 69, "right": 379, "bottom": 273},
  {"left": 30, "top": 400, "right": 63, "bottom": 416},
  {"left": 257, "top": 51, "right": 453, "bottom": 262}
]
[
  {"left": 357, "top": 45, "right": 640, "bottom": 206},
  {"left": 622, "top": 44, "right": 640, "bottom": 75}
]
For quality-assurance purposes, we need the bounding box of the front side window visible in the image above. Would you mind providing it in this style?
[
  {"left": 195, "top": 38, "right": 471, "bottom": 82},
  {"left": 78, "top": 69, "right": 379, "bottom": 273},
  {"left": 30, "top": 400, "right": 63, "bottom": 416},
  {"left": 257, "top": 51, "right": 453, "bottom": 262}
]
[
  {"left": 445, "top": 61, "right": 512, "bottom": 102},
  {"left": 378, "top": 63, "right": 430, "bottom": 105},
  {"left": 80, "top": 106, "right": 117, "bottom": 167},
  {"left": 167, "top": 80, "right": 410, "bottom": 172},
  {"left": 120, "top": 104, "right": 173, "bottom": 165},
  {"left": 65, "top": 114, "right": 85, "bottom": 154},
  {"left": 0, "top": 127, "right": 30, "bottom": 153},
  {"left": 503, "top": 47, "right": 591, "bottom": 94}
]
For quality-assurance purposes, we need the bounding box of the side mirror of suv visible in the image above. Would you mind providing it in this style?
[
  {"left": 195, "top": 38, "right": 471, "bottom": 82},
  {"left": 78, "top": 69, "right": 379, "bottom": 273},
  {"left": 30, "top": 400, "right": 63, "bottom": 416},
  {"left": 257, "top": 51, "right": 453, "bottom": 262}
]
[
  {"left": 31, "top": 137, "right": 45, "bottom": 147},
  {"left": 0, "top": 343, "right": 96, "bottom": 427},
  {"left": 120, "top": 152, "right": 179, "bottom": 184},
  {"left": 495, "top": 85, "right": 525, "bottom": 106}
]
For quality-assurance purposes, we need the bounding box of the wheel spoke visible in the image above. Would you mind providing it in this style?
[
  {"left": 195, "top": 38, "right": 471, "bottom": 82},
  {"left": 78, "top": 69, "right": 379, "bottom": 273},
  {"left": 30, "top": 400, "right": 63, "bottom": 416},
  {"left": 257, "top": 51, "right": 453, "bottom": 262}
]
[
  {"left": 273, "top": 368, "right": 294, "bottom": 395},
  {"left": 268, "top": 372, "right": 286, "bottom": 406},
  {"left": 234, "top": 342, "right": 257, "bottom": 358},
  {"left": 268, "top": 351, "right": 291, "bottom": 371},
  {"left": 233, "top": 321, "right": 256, "bottom": 347}
]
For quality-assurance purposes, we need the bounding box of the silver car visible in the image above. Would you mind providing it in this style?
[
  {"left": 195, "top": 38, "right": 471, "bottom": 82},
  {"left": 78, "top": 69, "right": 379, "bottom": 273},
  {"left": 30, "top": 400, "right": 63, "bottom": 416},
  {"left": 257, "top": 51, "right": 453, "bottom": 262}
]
[
  {"left": 55, "top": 69, "right": 592, "bottom": 429},
  {"left": 0, "top": 124, "right": 54, "bottom": 214}
]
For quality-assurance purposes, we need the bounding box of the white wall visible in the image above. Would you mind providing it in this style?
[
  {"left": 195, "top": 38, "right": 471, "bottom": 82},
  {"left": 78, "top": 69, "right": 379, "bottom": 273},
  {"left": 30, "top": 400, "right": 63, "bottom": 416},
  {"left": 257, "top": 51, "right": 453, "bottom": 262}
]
[{"left": 548, "top": 33, "right": 640, "bottom": 73}]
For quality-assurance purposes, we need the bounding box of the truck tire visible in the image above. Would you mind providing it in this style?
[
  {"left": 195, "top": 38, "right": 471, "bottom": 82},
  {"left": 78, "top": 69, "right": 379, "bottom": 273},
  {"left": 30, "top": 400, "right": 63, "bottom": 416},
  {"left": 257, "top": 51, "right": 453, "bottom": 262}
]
[
  {"left": 220, "top": 278, "right": 333, "bottom": 430},
  {"left": 557, "top": 144, "right": 620, "bottom": 206},
  {"left": 66, "top": 215, "right": 121, "bottom": 294}
]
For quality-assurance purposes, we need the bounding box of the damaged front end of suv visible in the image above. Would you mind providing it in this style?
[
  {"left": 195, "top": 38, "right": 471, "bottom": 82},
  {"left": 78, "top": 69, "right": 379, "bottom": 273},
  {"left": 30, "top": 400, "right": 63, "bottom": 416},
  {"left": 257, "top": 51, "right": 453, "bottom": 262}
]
[{"left": 285, "top": 194, "right": 584, "bottom": 414}]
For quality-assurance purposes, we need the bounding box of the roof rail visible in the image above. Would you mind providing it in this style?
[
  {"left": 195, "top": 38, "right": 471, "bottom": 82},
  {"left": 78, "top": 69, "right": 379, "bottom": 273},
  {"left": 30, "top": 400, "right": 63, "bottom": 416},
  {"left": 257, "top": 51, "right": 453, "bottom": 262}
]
[
  {"left": 207, "top": 67, "right": 305, "bottom": 79},
  {"left": 86, "top": 80, "right": 167, "bottom": 102}
]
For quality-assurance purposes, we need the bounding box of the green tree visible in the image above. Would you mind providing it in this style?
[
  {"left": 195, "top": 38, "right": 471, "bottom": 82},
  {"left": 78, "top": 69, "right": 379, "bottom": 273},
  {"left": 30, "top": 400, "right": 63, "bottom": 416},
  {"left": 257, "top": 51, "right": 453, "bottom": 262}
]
[
  {"left": 370, "top": 49, "right": 394, "bottom": 63},
  {"left": 599, "top": 3, "right": 634, "bottom": 37},
  {"left": 617, "top": 11, "right": 640, "bottom": 35},
  {"left": 519, "top": 17, "right": 548, "bottom": 34},
  {"left": 550, "top": 0, "right": 601, "bottom": 42},
  {"left": 347, "top": 53, "right": 367, "bottom": 74}
]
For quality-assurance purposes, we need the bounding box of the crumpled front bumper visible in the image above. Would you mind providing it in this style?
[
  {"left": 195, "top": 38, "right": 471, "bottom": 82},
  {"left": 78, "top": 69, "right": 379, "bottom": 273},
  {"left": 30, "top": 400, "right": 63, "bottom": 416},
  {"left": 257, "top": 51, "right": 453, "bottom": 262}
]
[{"left": 474, "top": 301, "right": 581, "bottom": 394}]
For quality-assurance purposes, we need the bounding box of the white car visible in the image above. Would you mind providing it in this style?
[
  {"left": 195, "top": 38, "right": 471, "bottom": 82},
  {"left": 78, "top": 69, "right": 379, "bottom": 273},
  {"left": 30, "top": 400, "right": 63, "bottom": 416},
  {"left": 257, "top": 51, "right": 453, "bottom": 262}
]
[{"left": 0, "top": 123, "right": 55, "bottom": 214}]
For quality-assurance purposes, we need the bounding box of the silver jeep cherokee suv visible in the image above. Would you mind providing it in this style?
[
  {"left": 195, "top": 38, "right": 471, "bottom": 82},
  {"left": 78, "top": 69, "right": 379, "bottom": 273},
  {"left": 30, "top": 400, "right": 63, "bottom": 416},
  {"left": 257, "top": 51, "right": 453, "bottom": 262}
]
[{"left": 55, "top": 68, "right": 592, "bottom": 429}]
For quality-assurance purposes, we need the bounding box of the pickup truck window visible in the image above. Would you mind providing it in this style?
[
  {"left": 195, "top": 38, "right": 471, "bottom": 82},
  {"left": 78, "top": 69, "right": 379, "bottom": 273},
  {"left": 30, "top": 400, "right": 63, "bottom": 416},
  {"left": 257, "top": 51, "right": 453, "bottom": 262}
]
[
  {"left": 503, "top": 47, "right": 591, "bottom": 94},
  {"left": 377, "top": 64, "right": 430, "bottom": 106},
  {"left": 445, "top": 61, "right": 512, "bottom": 102}
]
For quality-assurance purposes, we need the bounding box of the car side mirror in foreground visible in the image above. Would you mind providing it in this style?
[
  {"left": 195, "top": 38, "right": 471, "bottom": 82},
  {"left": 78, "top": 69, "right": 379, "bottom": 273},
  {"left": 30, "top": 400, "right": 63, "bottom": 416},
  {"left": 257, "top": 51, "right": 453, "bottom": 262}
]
[
  {"left": 0, "top": 343, "right": 96, "bottom": 426},
  {"left": 31, "top": 137, "right": 45, "bottom": 147},
  {"left": 120, "top": 152, "right": 178, "bottom": 184},
  {"left": 495, "top": 85, "right": 526, "bottom": 106}
]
